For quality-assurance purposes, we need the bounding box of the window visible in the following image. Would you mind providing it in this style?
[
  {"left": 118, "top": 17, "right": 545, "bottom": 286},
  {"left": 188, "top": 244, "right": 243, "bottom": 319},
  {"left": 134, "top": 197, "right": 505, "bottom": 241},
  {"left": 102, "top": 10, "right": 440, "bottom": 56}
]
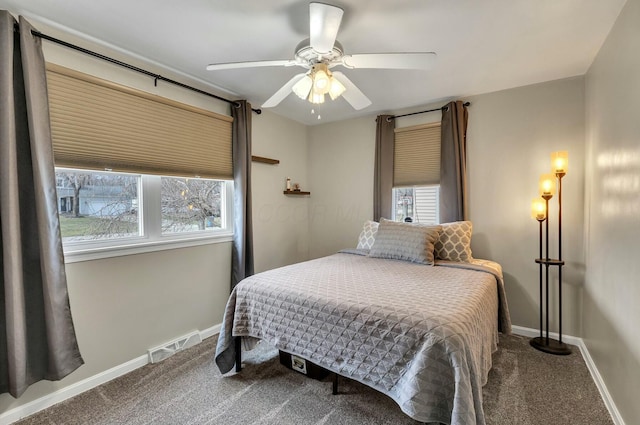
[
  {"left": 56, "top": 169, "right": 140, "bottom": 242},
  {"left": 56, "top": 168, "right": 232, "bottom": 258},
  {"left": 46, "top": 65, "right": 235, "bottom": 261},
  {"left": 393, "top": 122, "right": 441, "bottom": 223},
  {"left": 160, "top": 177, "right": 226, "bottom": 234},
  {"left": 392, "top": 186, "right": 439, "bottom": 224}
]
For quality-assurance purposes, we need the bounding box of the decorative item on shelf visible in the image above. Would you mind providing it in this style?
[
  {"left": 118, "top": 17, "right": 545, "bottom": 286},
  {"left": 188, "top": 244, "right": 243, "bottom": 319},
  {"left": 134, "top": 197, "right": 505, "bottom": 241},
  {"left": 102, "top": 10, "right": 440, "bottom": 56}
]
[
  {"left": 530, "top": 150, "right": 571, "bottom": 355},
  {"left": 286, "top": 177, "right": 291, "bottom": 191},
  {"left": 283, "top": 183, "right": 310, "bottom": 196}
]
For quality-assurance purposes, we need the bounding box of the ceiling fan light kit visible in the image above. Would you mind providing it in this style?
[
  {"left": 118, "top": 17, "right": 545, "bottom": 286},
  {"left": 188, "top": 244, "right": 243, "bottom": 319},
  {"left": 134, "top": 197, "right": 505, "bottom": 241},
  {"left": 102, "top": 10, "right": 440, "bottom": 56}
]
[
  {"left": 292, "top": 63, "right": 346, "bottom": 104},
  {"left": 206, "top": 2, "right": 436, "bottom": 111}
]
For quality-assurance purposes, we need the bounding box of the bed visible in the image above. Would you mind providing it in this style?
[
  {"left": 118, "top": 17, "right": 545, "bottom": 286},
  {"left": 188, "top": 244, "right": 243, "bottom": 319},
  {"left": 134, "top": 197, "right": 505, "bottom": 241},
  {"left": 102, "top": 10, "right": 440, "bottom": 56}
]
[{"left": 215, "top": 220, "right": 511, "bottom": 425}]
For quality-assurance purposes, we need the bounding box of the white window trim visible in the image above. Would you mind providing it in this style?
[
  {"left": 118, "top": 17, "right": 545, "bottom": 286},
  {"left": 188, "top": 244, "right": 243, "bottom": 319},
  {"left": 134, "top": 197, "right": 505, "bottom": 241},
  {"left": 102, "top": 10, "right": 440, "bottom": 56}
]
[
  {"left": 60, "top": 173, "right": 234, "bottom": 263},
  {"left": 63, "top": 233, "right": 233, "bottom": 263}
]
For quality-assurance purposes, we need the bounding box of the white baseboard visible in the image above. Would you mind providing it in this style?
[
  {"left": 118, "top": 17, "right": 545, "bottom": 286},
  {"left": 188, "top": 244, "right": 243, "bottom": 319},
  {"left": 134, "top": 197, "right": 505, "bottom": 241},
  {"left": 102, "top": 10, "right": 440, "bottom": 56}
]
[
  {"left": 0, "top": 324, "right": 222, "bottom": 425},
  {"left": 511, "top": 325, "right": 583, "bottom": 346},
  {"left": 1, "top": 324, "right": 624, "bottom": 425},
  {"left": 201, "top": 323, "right": 222, "bottom": 340},
  {"left": 511, "top": 326, "right": 625, "bottom": 425},
  {"left": 0, "top": 355, "right": 147, "bottom": 425}
]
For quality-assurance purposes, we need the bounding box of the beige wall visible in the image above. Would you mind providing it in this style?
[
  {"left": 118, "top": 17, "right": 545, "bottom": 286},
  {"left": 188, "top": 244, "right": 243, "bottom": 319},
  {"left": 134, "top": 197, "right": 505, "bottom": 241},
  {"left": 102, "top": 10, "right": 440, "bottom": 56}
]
[
  {"left": 308, "top": 116, "right": 376, "bottom": 257},
  {"left": 252, "top": 111, "right": 310, "bottom": 272},
  {"left": 584, "top": 0, "right": 640, "bottom": 422},
  {"left": 66, "top": 246, "right": 231, "bottom": 367},
  {"left": 0, "top": 22, "right": 309, "bottom": 417},
  {"left": 5, "top": 4, "right": 639, "bottom": 423},
  {"left": 0, "top": 243, "right": 232, "bottom": 415},
  {"left": 466, "top": 78, "right": 586, "bottom": 335},
  {"left": 308, "top": 78, "right": 586, "bottom": 337}
]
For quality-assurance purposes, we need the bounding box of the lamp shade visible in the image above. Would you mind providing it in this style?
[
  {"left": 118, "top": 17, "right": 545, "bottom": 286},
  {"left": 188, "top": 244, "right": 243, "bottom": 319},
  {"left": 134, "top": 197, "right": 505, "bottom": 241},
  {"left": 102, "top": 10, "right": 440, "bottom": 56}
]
[
  {"left": 531, "top": 198, "right": 546, "bottom": 220},
  {"left": 539, "top": 173, "right": 556, "bottom": 197},
  {"left": 551, "top": 151, "right": 569, "bottom": 175},
  {"left": 328, "top": 77, "right": 346, "bottom": 100},
  {"left": 312, "top": 66, "right": 331, "bottom": 95},
  {"left": 308, "top": 91, "right": 325, "bottom": 104},
  {"left": 292, "top": 75, "right": 313, "bottom": 100}
]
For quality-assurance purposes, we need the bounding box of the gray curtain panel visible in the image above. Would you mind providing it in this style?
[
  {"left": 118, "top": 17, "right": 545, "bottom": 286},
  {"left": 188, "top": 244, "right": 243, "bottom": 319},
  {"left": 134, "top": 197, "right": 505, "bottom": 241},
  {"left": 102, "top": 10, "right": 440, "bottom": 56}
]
[
  {"left": 373, "top": 115, "right": 395, "bottom": 222},
  {"left": 439, "top": 101, "right": 469, "bottom": 223},
  {"left": 0, "top": 12, "right": 84, "bottom": 398},
  {"left": 230, "top": 100, "right": 254, "bottom": 290}
]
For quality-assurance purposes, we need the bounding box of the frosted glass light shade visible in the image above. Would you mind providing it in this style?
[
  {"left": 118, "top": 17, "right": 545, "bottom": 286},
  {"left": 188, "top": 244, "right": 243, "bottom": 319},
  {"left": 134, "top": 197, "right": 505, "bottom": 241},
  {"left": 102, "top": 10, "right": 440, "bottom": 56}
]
[
  {"left": 292, "top": 75, "right": 313, "bottom": 100},
  {"left": 539, "top": 173, "right": 556, "bottom": 197},
  {"left": 309, "top": 91, "right": 325, "bottom": 104},
  {"left": 328, "top": 77, "right": 346, "bottom": 100},
  {"left": 313, "top": 69, "right": 330, "bottom": 94},
  {"left": 531, "top": 198, "right": 546, "bottom": 220},
  {"left": 551, "top": 151, "right": 569, "bottom": 175}
]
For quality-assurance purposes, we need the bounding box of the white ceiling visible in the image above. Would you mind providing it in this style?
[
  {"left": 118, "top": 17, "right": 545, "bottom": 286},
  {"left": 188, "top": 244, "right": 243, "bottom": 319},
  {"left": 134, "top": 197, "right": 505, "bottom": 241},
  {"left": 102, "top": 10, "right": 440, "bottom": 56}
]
[{"left": 2, "top": 0, "right": 626, "bottom": 125}]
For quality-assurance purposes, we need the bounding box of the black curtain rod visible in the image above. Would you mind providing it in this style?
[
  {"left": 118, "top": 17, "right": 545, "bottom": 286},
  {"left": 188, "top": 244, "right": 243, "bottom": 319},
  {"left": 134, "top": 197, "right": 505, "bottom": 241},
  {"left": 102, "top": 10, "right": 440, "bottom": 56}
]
[
  {"left": 16, "top": 24, "right": 261, "bottom": 115},
  {"left": 386, "top": 101, "right": 470, "bottom": 121}
]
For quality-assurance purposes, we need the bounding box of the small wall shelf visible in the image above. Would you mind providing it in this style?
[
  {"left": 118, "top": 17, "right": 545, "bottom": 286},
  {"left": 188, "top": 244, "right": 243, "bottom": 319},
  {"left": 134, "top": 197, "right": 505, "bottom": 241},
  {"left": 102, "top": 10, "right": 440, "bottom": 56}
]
[
  {"left": 283, "top": 190, "right": 310, "bottom": 196},
  {"left": 252, "top": 155, "right": 279, "bottom": 165}
]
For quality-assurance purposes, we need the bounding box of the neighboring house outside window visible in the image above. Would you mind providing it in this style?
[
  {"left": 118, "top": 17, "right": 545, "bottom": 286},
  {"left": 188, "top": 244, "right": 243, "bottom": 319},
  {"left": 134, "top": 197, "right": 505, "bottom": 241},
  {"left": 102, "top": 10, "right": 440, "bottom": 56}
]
[
  {"left": 55, "top": 169, "right": 232, "bottom": 256},
  {"left": 392, "top": 185, "right": 439, "bottom": 224},
  {"left": 393, "top": 121, "right": 441, "bottom": 223}
]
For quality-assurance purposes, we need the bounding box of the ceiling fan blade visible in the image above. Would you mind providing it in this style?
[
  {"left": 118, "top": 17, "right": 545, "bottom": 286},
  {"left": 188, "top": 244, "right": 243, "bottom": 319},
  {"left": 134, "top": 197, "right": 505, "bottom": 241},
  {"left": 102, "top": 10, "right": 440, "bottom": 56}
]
[
  {"left": 309, "top": 2, "right": 344, "bottom": 54},
  {"left": 206, "top": 59, "right": 298, "bottom": 71},
  {"left": 262, "top": 73, "right": 307, "bottom": 108},
  {"left": 341, "top": 52, "right": 437, "bottom": 70},
  {"left": 331, "top": 72, "right": 371, "bottom": 110}
]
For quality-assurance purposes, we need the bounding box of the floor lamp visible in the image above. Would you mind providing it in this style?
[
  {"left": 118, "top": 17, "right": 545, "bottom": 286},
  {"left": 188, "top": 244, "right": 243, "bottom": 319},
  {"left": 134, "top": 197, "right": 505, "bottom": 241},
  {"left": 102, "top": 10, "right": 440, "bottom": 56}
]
[{"left": 530, "top": 151, "right": 572, "bottom": 355}]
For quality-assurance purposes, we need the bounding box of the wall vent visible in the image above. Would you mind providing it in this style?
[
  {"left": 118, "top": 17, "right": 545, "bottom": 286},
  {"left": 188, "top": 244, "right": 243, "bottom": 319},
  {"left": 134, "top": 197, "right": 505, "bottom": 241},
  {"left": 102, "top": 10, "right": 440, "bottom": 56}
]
[{"left": 148, "top": 331, "right": 202, "bottom": 364}]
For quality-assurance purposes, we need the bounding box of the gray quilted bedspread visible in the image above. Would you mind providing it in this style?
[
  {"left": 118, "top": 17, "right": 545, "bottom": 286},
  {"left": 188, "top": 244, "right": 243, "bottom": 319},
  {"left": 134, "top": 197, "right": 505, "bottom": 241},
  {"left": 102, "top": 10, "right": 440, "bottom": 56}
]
[{"left": 215, "top": 252, "right": 511, "bottom": 425}]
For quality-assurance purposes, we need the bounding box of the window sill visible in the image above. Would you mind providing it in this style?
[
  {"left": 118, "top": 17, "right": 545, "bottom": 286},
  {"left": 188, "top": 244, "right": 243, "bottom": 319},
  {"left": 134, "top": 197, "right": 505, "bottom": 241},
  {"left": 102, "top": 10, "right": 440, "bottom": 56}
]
[{"left": 63, "top": 232, "right": 233, "bottom": 263}]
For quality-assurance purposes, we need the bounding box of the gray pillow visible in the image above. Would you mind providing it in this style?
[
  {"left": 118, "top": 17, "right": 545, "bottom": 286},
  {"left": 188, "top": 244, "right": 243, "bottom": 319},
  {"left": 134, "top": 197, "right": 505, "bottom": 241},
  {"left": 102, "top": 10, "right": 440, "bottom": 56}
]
[{"left": 369, "top": 219, "right": 442, "bottom": 265}]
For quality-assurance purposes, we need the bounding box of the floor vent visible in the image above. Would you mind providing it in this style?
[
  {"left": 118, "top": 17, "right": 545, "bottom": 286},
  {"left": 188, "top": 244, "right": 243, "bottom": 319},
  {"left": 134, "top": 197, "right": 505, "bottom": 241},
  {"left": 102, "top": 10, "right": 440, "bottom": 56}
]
[{"left": 148, "top": 331, "right": 202, "bottom": 364}]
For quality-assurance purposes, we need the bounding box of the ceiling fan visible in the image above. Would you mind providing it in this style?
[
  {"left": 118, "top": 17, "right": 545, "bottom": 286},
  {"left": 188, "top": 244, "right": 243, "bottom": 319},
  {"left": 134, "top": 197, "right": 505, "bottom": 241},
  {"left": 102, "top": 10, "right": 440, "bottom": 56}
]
[{"left": 206, "top": 2, "right": 437, "bottom": 110}]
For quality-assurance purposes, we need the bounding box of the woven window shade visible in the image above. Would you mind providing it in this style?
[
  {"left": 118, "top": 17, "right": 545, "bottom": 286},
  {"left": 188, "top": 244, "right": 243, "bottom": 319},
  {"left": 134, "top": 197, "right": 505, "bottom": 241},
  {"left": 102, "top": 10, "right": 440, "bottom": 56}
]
[
  {"left": 46, "top": 64, "right": 233, "bottom": 179},
  {"left": 394, "top": 122, "right": 441, "bottom": 186}
]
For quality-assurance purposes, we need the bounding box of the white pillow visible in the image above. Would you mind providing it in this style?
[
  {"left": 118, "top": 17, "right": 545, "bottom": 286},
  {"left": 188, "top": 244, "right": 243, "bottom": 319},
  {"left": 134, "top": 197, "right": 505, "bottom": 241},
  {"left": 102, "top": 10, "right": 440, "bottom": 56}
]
[{"left": 356, "top": 220, "right": 379, "bottom": 249}]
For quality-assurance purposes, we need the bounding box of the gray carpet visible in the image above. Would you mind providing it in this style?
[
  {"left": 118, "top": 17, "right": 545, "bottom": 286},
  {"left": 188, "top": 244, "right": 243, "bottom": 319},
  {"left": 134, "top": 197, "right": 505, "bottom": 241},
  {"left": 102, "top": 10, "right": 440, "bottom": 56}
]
[{"left": 16, "top": 334, "right": 613, "bottom": 424}]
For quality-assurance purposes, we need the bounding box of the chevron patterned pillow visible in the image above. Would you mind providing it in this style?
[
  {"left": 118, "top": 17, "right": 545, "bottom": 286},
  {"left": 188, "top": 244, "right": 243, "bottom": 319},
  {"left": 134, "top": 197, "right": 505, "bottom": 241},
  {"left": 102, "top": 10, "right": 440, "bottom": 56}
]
[
  {"left": 357, "top": 220, "right": 379, "bottom": 250},
  {"left": 434, "top": 221, "right": 473, "bottom": 262}
]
